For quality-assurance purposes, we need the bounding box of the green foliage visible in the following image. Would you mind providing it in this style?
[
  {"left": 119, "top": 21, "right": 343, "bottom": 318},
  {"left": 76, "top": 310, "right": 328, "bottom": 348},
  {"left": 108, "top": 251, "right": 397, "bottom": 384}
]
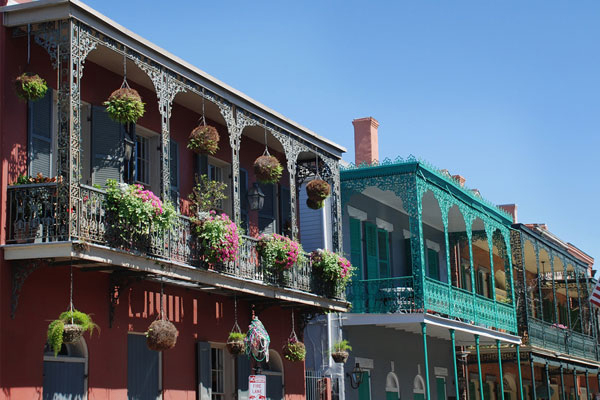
[
  {"left": 15, "top": 73, "right": 48, "bottom": 101},
  {"left": 228, "top": 331, "right": 245, "bottom": 341},
  {"left": 310, "top": 249, "right": 353, "bottom": 290},
  {"left": 47, "top": 310, "right": 99, "bottom": 356},
  {"left": 187, "top": 125, "right": 219, "bottom": 155},
  {"left": 103, "top": 88, "right": 145, "bottom": 124},
  {"left": 306, "top": 179, "right": 330, "bottom": 201},
  {"left": 332, "top": 339, "right": 352, "bottom": 352},
  {"left": 193, "top": 211, "right": 242, "bottom": 265},
  {"left": 254, "top": 155, "right": 283, "bottom": 184},
  {"left": 13, "top": 173, "right": 57, "bottom": 185},
  {"left": 257, "top": 234, "right": 305, "bottom": 271},
  {"left": 283, "top": 339, "right": 306, "bottom": 362},
  {"left": 105, "top": 180, "right": 177, "bottom": 242},
  {"left": 188, "top": 174, "right": 228, "bottom": 215}
]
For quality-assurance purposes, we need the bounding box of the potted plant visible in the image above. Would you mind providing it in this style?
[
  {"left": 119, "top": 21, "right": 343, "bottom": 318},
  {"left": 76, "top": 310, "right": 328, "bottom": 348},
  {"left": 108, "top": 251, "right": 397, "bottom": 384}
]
[
  {"left": 226, "top": 331, "right": 246, "bottom": 355},
  {"left": 13, "top": 173, "right": 58, "bottom": 185},
  {"left": 15, "top": 73, "right": 48, "bottom": 101},
  {"left": 193, "top": 211, "right": 242, "bottom": 267},
  {"left": 253, "top": 155, "right": 283, "bottom": 184},
  {"left": 188, "top": 125, "right": 219, "bottom": 155},
  {"left": 306, "top": 197, "right": 325, "bottom": 210},
  {"left": 330, "top": 339, "right": 352, "bottom": 363},
  {"left": 310, "top": 249, "right": 353, "bottom": 298},
  {"left": 103, "top": 87, "right": 145, "bottom": 124},
  {"left": 47, "top": 310, "right": 98, "bottom": 356},
  {"left": 105, "top": 180, "right": 176, "bottom": 247},
  {"left": 188, "top": 174, "right": 228, "bottom": 216},
  {"left": 306, "top": 179, "right": 330, "bottom": 202},
  {"left": 146, "top": 319, "right": 179, "bottom": 351},
  {"left": 282, "top": 336, "right": 306, "bottom": 362},
  {"left": 256, "top": 233, "right": 305, "bottom": 273}
]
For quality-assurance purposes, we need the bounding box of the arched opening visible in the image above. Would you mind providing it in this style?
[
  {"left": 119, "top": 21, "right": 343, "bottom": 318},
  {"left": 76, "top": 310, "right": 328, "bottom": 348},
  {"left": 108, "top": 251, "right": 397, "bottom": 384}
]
[
  {"left": 523, "top": 240, "right": 540, "bottom": 319},
  {"left": 471, "top": 218, "right": 492, "bottom": 298},
  {"left": 492, "top": 229, "right": 510, "bottom": 303},
  {"left": 43, "top": 337, "right": 88, "bottom": 399},
  {"left": 539, "top": 248, "right": 554, "bottom": 323},
  {"left": 413, "top": 373, "right": 426, "bottom": 400},
  {"left": 386, "top": 372, "right": 401, "bottom": 399},
  {"left": 566, "top": 263, "right": 580, "bottom": 332},
  {"left": 448, "top": 205, "right": 469, "bottom": 291},
  {"left": 553, "top": 256, "right": 569, "bottom": 328},
  {"left": 258, "top": 350, "right": 285, "bottom": 400},
  {"left": 504, "top": 373, "right": 517, "bottom": 400},
  {"left": 420, "top": 191, "right": 448, "bottom": 282}
]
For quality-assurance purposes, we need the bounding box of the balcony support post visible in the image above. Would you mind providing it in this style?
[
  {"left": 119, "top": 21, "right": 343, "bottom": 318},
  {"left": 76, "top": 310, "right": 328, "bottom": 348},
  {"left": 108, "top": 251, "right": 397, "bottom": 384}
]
[
  {"left": 486, "top": 228, "right": 497, "bottom": 304},
  {"left": 475, "top": 335, "right": 484, "bottom": 400},
  {"left": 516, "top": 344, "right": 524, "bottom": 400},
  {"left": 574, "top": 268, "right": 584, "bottom": 334},
  {"left": 550, "top": 253, "right": 560, "bottom": 327},
  {"left": 573, "top": 370, "right": 578, "bottom": 400},
  {"left": 496, "top": 340, "right": 505, "bottom": 400},
  {"left": 530, "top": 357, "right": 537, "bottom": 400},
  {"left": 535, "top": 243, "right": 543, "bottom": 320},
  {"left": 585, "top": 371, "right": 590, "bottom": 400},
  {"left": 545, "top": 363, "right": 551, "bottom": 400},
  {"left": 562, "top": 256, "right": 573, "bottom": 333},
  {"left": 422, "top": 323, "right": 431, "bottom": 400},
  {"left": 450, "top": 329, "right": 460, "bottom": 400},
  {"left": 560, "top": 366, "right": 566, "bottom": 400}
]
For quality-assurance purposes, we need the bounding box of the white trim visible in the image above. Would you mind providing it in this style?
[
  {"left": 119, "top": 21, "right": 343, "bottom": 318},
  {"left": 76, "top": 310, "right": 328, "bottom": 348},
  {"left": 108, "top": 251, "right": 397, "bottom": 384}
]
[
  {"left": 347, "top": 205, "right": 367, "bottom": 222},
  {"left": 426, "top": 239, "right": 440, "bottom": 252},
  {"left": 376, "top": 217, "right": 394, "bottom": 232},
  {"left": 403, "top": 229, "right": 412, "bottom": 239},
  {"left": 434, "top": 367, "right": 448, "bottom": 377},
  {"left": 355, "top": 357, "right": 374, "bottom": 369}
]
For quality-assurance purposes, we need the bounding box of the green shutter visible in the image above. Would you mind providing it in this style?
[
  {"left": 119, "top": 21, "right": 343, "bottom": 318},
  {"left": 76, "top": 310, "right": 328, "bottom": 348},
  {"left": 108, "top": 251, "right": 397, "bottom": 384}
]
[
  {"left": 358, "top": 371, "right": 371, "bottom": 400},
  {"left": 483, "top": 382, "right": 491, "bottom": 400},
  {"left": 437, "top": 377, "right": 447, "bottom": 400},
  {"left": 386, "top": 392, "right": 398, "bottom": 400},
  {"left": 349, "top": 218, "right": 363, "bottom": 280},
  {"left": 28, "top": 89, "right": 53, "bottom": 177},
  {"left": 428, "top": 248, "right": 440, "bottom": 280},
  {"left": 469, "top": 382, "right": 477, "bottom": 400},
  {"left": 365, "top": 222, "right": 379, "bottom": 279},
  {"left": 542, "top": 298, "right": 554, "bottom": 322},
  {"left": 92, "top": 106, "right": 124, "bottom": 186},
  {"left": 378, "top": 229, "right": 390, "bottom": 278},
  {"left": 405, "top": 238, "right": 413, "bottom": 272}
]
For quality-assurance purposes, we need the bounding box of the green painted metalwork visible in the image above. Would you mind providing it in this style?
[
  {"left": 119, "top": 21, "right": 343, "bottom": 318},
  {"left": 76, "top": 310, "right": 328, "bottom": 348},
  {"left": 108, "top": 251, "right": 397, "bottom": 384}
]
[
  {"left": 545, "top": 364, "right": 551, "bottom": 400},
  {"left": 450, "top": 329, "right": 459, "bottom": 400},
  {"left": 560, "top": 367, "right": 565, "bottom": 400},
  {"left": 530, "top": 358, "right": 537, "bottom": 400},
  {"left": 527, "top": 318, "right": 598, "bottom": 360},
  {"left": 497, "top": 340, "right": 505, "bottom": 400},
  {"left": 516, "top": 344, "right": 523, "bottom": 400},
  {"left": 421, "top": 323, "right": 431, "bottom": 400},
  {"left": 476, "top": 335, "right": 484, "bottom": 400},
  {"left": 347, "top": 277, "right": 417, "bottom": 313}
]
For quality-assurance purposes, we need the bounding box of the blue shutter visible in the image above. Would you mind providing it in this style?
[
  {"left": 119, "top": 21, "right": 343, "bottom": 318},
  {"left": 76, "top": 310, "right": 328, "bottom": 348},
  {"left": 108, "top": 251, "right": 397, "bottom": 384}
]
[
  {"left": 29, "top": 89, "right": 53, "bottom": 177},
  {"left": 197, "top": 154, "right": 208, "bottom": 176},
  {"left": 240, "top": 168, "right": 249, "bottom": 232},
  {"left": 259, "top": 184, "right": 276, "bottom": 234},
  {"left": 197, "top": 341, "right": 212, "bottom": 400},
  {"left": 92, "top": 106, "right": 124, "bottom": 186},
  {"left": 127, "top": 334, "right": 160, "bottom": 400},
  {"left": 43, "top": 360, "right": 85, "bottom": 400},
  {"left": 169, "top": 139, "right": 179, "bottom": 190},
  {"left": 236, "top": 355, "right": 251, "bottom": 400},
  {"left": 279, "top": 186, "right": 291, "bottom": 236}
]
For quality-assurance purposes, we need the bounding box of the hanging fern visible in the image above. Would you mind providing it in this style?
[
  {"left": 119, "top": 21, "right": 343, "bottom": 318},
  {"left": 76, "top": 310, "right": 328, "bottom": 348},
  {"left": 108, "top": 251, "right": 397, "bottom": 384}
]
[
  {"left": 15, "top": 73, "right": 48, "bottom": 101},
  {"left": 104, "top": 88, "right": 145, "bottom": 124}
]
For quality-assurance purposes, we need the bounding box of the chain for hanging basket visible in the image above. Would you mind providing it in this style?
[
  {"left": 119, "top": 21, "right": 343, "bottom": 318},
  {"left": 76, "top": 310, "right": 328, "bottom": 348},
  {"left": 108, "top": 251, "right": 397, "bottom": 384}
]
[
  {"left": 283, "top": 309, "right": 306, "bottom": 362},
  {"left": 226, "top": 295, "right": 245, "bottom": 355}
]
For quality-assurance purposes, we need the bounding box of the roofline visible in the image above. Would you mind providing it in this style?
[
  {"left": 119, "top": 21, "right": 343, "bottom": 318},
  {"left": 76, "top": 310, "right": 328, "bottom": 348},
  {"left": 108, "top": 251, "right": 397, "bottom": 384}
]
[{"left": 1, "top": 0, "right": 347, "bottom": 156}]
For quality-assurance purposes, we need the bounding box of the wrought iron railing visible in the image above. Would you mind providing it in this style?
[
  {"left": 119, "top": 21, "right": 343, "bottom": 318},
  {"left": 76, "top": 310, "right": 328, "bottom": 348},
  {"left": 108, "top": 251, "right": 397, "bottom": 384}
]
[
  {"left": 347, "top": 275, "right": 517, "bottom": 333},
  {"left": 528, "top": 318, "right": 598, "bottom": 360},
  {"left": 6, "top": 184, "right": 337, "bottom": 299}
]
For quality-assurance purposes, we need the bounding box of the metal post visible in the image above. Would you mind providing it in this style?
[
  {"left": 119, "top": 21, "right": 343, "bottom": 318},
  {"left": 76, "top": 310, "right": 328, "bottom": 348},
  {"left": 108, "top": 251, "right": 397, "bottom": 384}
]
[
  {"left": 585, "top": 371, "right": 590, "bottom": 400},
  {"left": 560, "top": 366, "right": 566, "bottom": 400},
  {"left": 573, "top": 370, "right": 578, "bottom": 400},
  {"left": 530, "top": 358, "right": 537, "bottom": 400},
  {"left": 476, "top": 335, "right": 484, "bottom": 400},
  {"left": 451, "top": 329, "right": 460, "bottom": 400},
  {"left": 535, "top": 243, "right": 543, "bottom": 319},
  {"left": 497, "top": 340, "right": 505, "bottom": 400},
  {"left": 422, "top": 323, "right": 431, "bottom": 400},
  {"left": 516, "top": 345, "right": 524, "bottom": 400},
  {"left": 545, "top": 363, "right": 551, "bottom": 400}
]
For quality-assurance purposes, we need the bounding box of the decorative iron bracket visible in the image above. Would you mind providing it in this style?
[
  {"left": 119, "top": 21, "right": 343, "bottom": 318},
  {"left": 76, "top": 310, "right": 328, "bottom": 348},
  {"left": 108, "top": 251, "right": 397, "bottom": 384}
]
[{"left": 11, "top": 259, "right": 44, "bottom": 319}]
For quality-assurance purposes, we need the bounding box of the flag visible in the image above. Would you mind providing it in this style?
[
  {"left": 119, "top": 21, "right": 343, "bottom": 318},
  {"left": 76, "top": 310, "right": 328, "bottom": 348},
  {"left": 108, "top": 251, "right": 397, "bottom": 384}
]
[{"left": 590, "top": 280, "right": 600, "bottom": 307}]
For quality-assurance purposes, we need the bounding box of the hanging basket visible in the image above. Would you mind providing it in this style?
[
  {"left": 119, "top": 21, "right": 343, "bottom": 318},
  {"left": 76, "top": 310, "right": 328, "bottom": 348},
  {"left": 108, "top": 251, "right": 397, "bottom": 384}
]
[
  {"left": 226, "top": 332, "right": 246, "bottom": 356},
  {"left": 306, "top": 197, "right": 324, "bottom": 210},
  {"left": 103, "top": 87, "right": 145, "bottom": 124},
  {"left": 47, "top": 310, "right": 99, "bottom": 356},
  {"left": 15, "top": 73, "right": 48, "bottom": 101},
  {"left": 62, "top": 323, "right": 85, "bottom": 343},
  {"left": 188, "top": 125, "right": 220, "bottom": 155},
  {"left": 331, "top": 351, "right": 349, "bottom": 363},
  {"left": 245, "top": 317, "right": 270, "bottom": 362},
  {"left": 146, "top": 319, "right": 178, "bottom": 351},
  {"left": 254, "top": 155, "right": 283, "bottom": 184},
  {"left": 306, "top": 179, "right": 330, "bottom": 202},
  {"left": 283, "top": 338, "right": 306, "bottom": 362}
]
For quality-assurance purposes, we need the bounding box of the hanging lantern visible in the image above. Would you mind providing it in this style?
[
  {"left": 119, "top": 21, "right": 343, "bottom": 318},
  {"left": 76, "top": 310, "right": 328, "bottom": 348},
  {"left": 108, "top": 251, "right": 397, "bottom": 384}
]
[{"left": 247, "top": 183, "right": 265, "bottom": 211}]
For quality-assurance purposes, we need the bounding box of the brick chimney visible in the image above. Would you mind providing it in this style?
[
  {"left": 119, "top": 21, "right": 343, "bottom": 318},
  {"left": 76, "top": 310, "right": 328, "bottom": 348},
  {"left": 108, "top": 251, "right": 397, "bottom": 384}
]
[
  {"left": 499, "top": 204, "right": 518, "bottom": 224},
  {"left": 353, "top": 117, "right": 379, "bottom": 165},
  {"left": 452, "top": 174, "right": 466, "bottom": 187}
]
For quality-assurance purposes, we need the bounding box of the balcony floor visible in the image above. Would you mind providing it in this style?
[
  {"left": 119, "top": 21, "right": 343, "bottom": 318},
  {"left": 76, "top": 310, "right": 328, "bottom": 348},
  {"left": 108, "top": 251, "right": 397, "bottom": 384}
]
[
  {"left": 3, "top": 241, "right": 348, "bottom": 312},
  {"left": 343, "top": 312, "right": 521, "bottom": 345}
]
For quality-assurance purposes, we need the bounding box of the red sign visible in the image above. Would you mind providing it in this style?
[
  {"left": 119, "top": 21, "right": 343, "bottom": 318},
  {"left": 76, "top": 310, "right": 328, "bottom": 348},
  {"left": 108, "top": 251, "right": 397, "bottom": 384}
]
[{"left": 249, "top": 375, "right": 267, "bottom": 400}]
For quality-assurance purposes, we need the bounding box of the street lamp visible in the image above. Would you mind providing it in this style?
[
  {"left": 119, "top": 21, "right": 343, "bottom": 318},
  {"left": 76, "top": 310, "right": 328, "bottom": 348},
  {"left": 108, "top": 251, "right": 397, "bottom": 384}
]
[
  {"left": 247, "top": 183, "right": 265, "bottom": 211},
  {"left": 347, "top": 363, "right": 364, "bottom": 389}
]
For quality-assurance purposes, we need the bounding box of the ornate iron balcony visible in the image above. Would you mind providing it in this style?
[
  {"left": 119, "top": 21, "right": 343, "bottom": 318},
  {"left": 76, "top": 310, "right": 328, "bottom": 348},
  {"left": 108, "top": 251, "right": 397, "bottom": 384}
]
[{"left": 527, "top": 318, "right": 599, "bottom": 361}]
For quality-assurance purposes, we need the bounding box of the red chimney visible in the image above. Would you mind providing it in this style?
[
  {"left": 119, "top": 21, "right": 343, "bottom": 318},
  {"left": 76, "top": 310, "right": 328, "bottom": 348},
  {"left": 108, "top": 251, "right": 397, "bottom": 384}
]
[
  {"left": 499, "top": 204, "right": 518, "bottom": 224},
  {"left": 353, "top": 117, "right": 379, "bottom": 166}
]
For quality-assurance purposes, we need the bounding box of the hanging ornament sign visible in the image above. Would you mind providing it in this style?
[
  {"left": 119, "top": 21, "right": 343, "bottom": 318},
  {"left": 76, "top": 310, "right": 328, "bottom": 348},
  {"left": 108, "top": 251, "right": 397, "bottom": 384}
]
[{"left": 249, "top": 375, "right": 267, "bottom": 400}]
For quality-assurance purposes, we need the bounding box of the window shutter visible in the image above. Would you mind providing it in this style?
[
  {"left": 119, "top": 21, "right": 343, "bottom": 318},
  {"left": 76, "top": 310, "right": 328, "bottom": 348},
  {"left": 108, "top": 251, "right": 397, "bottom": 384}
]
[
  {"left": 278, "top": 185, "right": 291, "bottom": 236},
  {"left": 259, "top": 183, "right": 276, "bottom": 234},
  {"left": 378, "top": 229, "right": 390, "bottom": 278},
  {"left": 349, "top": 218, "right": 363, "bottom": 280},
  {"left": 240, "top": 168, "right": 249, "bottom": 232},
  {"left": 197, "top": 341, "right": 212, "bottom": 400},
  {"left": 91, "top": 106, "right": 124, "bottom": 186},
  {"left": 169, "top": 139, "right": 179, "bottom": 190},
  {"left": 364, "top": 222, "right": 379, "bottom": 279},
  {"left": 236, "top": 354, "right": 251, "bottom": 400},
  {"left": 28, "top": 89, "right": 53, "bottom": 177},
  {"left": 427, "top": 248, "right": 440, "bottom": 280},
  {"left": 197, "top": 154, "right": 208, "bottom": 176},
  {"left": 404, "top": 238, "right": 413, "bottom": 273}
]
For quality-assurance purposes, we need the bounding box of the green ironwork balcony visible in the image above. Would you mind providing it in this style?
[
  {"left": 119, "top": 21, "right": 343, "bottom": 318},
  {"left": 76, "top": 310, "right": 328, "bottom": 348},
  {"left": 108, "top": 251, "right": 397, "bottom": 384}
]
[
  {"left": 527, "top": 318, "right": 599, "bottom": 360},
  {"left": 347, "top": 276, "right": 517, "bottom": 333}
]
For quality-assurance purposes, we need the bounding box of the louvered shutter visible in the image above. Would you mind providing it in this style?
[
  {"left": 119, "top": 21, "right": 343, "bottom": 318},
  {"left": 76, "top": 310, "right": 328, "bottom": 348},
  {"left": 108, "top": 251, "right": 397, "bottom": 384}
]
[
  {"left": 279, "top": 185, "right": 291, "bottom": 236},
  {"left": 28, "top": 89, "right": 53, "bottom": 177},
  {"left": 428, "top": 248, "right": 440, "bottom": 280},
  {"left": 349, "top": 218, "right": 363, "bottom": 280},
  {"left": 197, "top": 154, "right": 208, "bottom": 177},
  {"left": 197, "top": 342, "right": 212, "bottom": 400},
  {"left": 91, "top": 106, "right": 124, "bottom": 186},
  {"left": 259, "top": 183, "right": 276, "bottom": 234},
  {"left": 378, "top": 228, "right": 390, "bottom": 278},
  {"left": 240, "top": 168, "right": 249, "bottom": 232},
  {"left": 364, "top": 222, "right": 379, "bottom": 279},
  {"left": 236, "top": 354, "right": 251, "bottom": 400},
  {"left": 169, "top": 139, "right": 179, "bottom": 190}
]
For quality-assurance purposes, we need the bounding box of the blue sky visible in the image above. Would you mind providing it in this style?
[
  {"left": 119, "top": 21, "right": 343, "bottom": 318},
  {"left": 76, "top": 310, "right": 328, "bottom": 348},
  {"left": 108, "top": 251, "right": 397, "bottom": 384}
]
[{"left": 85, "top": 1, "right": 600, "bottom": 263}]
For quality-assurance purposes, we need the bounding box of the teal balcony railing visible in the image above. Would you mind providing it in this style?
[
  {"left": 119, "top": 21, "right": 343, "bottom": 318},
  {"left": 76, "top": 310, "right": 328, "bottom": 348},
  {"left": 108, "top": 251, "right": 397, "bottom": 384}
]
[
  {"left": 347, "top": 276, "right": 517, "bottom": 333},
  {"left": 528, "top": 318, "right": 598, "bottom": 360}
]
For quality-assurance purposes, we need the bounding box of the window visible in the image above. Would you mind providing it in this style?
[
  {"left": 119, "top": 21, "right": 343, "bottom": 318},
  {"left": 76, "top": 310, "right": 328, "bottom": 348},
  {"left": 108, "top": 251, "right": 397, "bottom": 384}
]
[
  {"left": 28, "top": 90, "right": 54, "bottom": 177},
  {"left": 135, "top": 135, "right": 150, "bottom": 185},
  {"left": 357, "top": 221, "right": 392, "bottom": 280},
  {"left": 211, "top": 347, "right": 225, "bottom": 400}
]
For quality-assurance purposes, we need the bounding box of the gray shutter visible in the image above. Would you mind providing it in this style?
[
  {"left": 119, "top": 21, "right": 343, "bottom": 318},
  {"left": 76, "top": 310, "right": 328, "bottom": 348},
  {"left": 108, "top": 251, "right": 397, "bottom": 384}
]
[
  {"left": 197, "top": 154, "right": 208, "bottom": 177},
  {"left": 169, "top": 140, "right": 179, "bottom": 190},
  {"left": 92, "top": 106, "right": 124, "bottom": 186},
  {"left": 236, "top": 355, "right": 251, "bottom": 400},
  {"left": 43, "top": 360, "right": 85, "bottom": 400},
  {"left": 240, "top": 168, "right": 249, "bottom": 232},
  {"left": 197, "top": 341, "right": 212, "bottom": 400},
  {"left": 28, "top": 89, "right": 53, "bottom": 177},
  {"left": 259, "top": 184, "right": 276, "bottom": 234},
  {"left": 127, "top": 334, "right": 160, "bottom": 400},
  {"left": 266, "top": 375, "right": 283, "bottom": 400},
  {"left": 278, "top": 186, "right": 291, "bottom": 236}
]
